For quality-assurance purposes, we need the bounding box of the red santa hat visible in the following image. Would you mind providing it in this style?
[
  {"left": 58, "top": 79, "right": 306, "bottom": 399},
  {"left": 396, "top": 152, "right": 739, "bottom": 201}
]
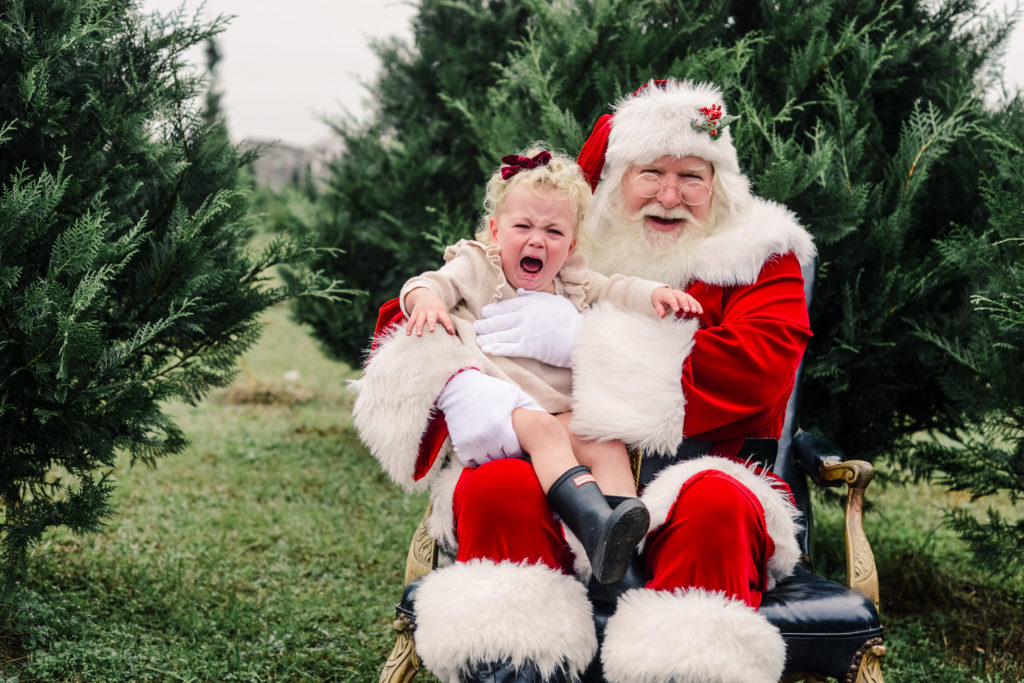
[{"left": 577, "top": 79, "right": 741, "bottom": 190}]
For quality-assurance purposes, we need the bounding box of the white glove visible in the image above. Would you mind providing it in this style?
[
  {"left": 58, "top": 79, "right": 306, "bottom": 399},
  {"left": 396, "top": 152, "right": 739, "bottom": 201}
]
[
  {"left": 473, "top": 289, "right": 582, "bottom": 368},
  {"left": 436, "top": 369, "right": 542, "bottom": 467}
]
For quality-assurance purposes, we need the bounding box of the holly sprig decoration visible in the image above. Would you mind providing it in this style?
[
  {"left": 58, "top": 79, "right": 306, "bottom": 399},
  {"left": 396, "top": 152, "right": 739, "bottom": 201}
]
[{"left": 691, "top": 104, "right": 738, "bottom": 139}]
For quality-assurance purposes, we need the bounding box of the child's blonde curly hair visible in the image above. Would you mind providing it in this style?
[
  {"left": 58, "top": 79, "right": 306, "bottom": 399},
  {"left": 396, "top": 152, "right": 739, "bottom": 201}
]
[{"left": 475, "top": 145, "right": 593, "bottom": 243}]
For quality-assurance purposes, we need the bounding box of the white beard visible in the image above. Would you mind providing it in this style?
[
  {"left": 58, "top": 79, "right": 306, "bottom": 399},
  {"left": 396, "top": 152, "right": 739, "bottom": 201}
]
[{"left": 582, "top": 193, "right": 717, "bottom": 287}]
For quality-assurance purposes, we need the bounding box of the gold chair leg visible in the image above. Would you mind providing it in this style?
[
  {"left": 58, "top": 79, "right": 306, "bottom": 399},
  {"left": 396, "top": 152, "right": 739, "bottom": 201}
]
[
  {"left": 853, "top": 642, "right": 886, "bottom": 683},
  {"left": 405, "top": 502, "right": 439, "bottom": 584},
  {"left": 379, "top": 612, "right": 420, "bottom": 683},
  {"left": 844, "top": 485, "right": 880, "bottom": 610},
  {"left": 846, "top": 637, "right": 886, "bottom": 683},
  {"left": 380, "top": 503, "right": 439, "bottom": 682}
]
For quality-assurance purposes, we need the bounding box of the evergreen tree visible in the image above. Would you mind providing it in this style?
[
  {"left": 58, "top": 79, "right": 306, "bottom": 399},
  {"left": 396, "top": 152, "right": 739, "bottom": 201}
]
[
  {"left": 909, "top": 109, "right": 1024, "bottom": 575},
  {"left": 292, "top": 0, "right": 529, "bottom": 365},
  {"left": 202, "top": 35, "right": 227, "bottom": 130},
  {"left": 307, "top": 0, "right": 1020, "bottom": 459},
  {"left": 452, "top": 0, "right": 1021, "bottom": 464},
  {"left": 0, "top": 0, "right": 339, "bottom": 585}
]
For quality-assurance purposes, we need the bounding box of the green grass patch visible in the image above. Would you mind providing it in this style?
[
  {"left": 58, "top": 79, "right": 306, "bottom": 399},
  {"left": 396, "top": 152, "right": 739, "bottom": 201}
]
[
  {"left": 2, "top": 304, "right": 428, "bottom": 681},
  {"left": 1, "top": 302, "right": 1022, "bottom": 682},
  {"left": 811, "top": 472, "right": 1024, "bottom": 682}
]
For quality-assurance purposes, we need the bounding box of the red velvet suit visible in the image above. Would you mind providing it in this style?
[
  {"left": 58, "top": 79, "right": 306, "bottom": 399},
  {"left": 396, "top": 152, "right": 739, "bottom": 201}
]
[
  {"left": 353, "top": 193, "right": 815, "bottom": 682},
  {"left": 388, "top": 252, "right": 809, "bottom": 607}
]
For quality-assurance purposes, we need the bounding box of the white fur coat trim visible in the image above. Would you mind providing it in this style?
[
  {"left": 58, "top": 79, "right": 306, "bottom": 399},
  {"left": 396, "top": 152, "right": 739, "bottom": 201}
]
[
  {"left": 601, "top": 587, "right": 786, "bottom": 683},
  {"left": 349, "top": 324, "right": 477, "bottom": 493},
  {"left": 414, "top": 559, "right": 597, "bottom": 682},
  {"left": 690, "top": 196, "right": 815, "bottom": 287},
  {"left": 570, "top": 304, "right": 698, "bottom": 455},
  {"left": 641, "top": 456, "right": 802, "bottom": 589}
]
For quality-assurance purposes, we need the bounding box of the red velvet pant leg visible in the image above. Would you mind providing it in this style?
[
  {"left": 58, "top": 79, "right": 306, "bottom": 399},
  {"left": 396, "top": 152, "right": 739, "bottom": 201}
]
[
  {"left": 643, "top": 470, "right": 774, "bottom": 608},
  {"left": 453, "top": 458, "right": 575, "bottom": 573}
]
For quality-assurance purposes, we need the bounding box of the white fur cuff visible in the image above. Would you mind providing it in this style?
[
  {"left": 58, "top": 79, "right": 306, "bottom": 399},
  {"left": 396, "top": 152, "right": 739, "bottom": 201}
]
[
  {"left": 570, "top": 304, "right": 697, "bottom": 455},
  {"left": 414, "top": 560, "right": 597, "bottom": 681},
  {"left": 640, "top": 456, "right": 802, "bottom": 589},
  {"left": 601, "top": 588, "right": 785, "bottom": 683},
  {"left": 350, "top": 325, "right": 478, "bottom": 492}
]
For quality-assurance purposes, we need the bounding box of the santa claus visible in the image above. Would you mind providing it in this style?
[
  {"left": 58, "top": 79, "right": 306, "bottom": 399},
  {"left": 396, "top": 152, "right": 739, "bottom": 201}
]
[{"left": 353, "top": 78, "right": 816, "bottom": 682}]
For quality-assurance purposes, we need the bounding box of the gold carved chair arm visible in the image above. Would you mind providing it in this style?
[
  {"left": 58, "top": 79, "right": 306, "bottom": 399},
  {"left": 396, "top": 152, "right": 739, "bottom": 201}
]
[
  {"left": 403, "top": 501, "right": 439, "bottom": 585},
  {"left": 793, "top": 430, "right": 880, "bottom": 612}
]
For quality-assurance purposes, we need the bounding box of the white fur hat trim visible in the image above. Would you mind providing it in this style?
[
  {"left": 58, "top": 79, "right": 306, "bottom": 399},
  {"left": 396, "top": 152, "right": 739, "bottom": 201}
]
[{"left": 607, "top": 79, "right": 741, "bottom": 176}]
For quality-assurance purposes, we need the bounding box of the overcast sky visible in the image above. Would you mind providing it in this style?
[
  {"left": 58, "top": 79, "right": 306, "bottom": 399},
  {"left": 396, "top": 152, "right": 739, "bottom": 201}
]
[
  {"left": 141, "top": 0, "right": 1024, "bottom": 148},
  {"left": 141, "top": 0, "right": 418, "bottom": 146}
]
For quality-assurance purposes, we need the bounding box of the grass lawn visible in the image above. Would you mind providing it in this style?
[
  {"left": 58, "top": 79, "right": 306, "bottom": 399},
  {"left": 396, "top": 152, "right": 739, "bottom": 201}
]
[
  {"left": 2, "top": 301, "right": 1022, "bottom": 682},
  {"left": 2, "top": 302, "right": 431, "bottom": 681}
]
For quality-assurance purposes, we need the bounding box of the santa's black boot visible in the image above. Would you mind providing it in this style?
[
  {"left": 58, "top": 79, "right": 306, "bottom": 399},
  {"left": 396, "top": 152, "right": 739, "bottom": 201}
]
[
  {"left": 546, "top": 466, "right": 650, "bottom": 584},
  {"left": 461, "top": 660, "right": 552, "bottom": 682}
]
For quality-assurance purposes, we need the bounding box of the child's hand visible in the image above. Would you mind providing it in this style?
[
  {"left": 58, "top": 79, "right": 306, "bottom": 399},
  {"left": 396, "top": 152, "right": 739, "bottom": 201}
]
[
  {"left": 652, "top": 286, "right": 704, "bottom": 319},
  {"left": 405, "top": 287, "right": 456, "bottom": 336}
]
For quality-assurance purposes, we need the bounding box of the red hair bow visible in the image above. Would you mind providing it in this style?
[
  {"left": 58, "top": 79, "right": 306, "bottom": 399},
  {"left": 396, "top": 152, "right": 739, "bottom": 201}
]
[{"left": 500, "top": 151, "right": 552, "bottom": 179}]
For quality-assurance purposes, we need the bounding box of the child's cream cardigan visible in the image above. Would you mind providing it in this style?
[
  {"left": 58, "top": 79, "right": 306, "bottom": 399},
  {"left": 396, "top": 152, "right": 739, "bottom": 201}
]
[{"left": 399, "top": 239, "right": 665, "bottom": 413}]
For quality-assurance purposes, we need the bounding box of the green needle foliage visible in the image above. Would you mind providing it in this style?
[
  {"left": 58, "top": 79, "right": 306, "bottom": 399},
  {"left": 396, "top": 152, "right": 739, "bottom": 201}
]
[
  {"left": 910, "top": 120, "right": 1024, "bottom": 576},
  {"left": 291, "top": 0, "right": 530, "bottom": 365},
  {"left": 306, "top": 0, "right": 1020, "bottom": 457},
  {"left": 306, "top": 0, "right": 1023, "bottom": 569},
  {"left": 441, "top": 0, "right": 1020, "bottom": 464},
  {"left": 0, "top": 0, "right": 341, "bottom": 586}
]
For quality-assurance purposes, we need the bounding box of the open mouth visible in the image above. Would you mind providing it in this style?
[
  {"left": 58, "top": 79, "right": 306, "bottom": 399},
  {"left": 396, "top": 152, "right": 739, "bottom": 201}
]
[
  {"left": 648, "top": 216, "right": 681, "bottom": 226},
  {"left": 520, "top": 256, "right": 544, "bottom": 273}
]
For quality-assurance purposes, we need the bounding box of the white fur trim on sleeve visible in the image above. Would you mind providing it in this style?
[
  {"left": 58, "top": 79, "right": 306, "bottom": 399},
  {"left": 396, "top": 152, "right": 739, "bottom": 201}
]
[
  {"left": 349, "top": 324, "right": 479, "bottom": 493},
  {"left": 570, "top": 304, "right": 697, "bottom": 455},
  {"left": 414, "top": 560, "right": 597, "bottom": 682},
  {"left": 640, "top": 456, "right": 802, "bottom": 589},
  {"left": 601, "top": 587, "right": 785, "bottom": 683}
]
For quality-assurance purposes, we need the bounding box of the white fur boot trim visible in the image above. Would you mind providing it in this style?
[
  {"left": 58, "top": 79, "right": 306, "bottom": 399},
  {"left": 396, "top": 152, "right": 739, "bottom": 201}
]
[
  {"left": 601, "top": 587, "right": 785, "bottom": 683},
  {"left": 570, "top": 304, "right": 697, "bottom": 455},
  {"left": 640, "top": 456, "right": 802, "bottom": 589},
  {"left": 414, "top": 560, "right": 597, "bottom": 682}
]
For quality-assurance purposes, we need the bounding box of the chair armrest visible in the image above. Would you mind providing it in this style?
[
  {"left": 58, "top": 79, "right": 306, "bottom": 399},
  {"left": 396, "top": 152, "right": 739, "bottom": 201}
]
[
  {"left": 792, "top": 430, "right": 880, "bottom": 611},
  {"left": 794, "top": 430, "right": 868, "bottom": 487}
]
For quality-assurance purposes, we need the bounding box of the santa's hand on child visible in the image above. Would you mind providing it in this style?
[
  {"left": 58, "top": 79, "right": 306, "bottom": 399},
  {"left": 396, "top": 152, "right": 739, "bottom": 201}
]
[{"left": 473, "top": 288, "right": 582, "bottom": 368}]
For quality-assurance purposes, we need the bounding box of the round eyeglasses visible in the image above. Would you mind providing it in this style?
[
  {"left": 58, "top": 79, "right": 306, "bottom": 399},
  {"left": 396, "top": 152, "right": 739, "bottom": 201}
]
[{"left": 631, "top": 172, "right": 712, "bottom": 206}]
